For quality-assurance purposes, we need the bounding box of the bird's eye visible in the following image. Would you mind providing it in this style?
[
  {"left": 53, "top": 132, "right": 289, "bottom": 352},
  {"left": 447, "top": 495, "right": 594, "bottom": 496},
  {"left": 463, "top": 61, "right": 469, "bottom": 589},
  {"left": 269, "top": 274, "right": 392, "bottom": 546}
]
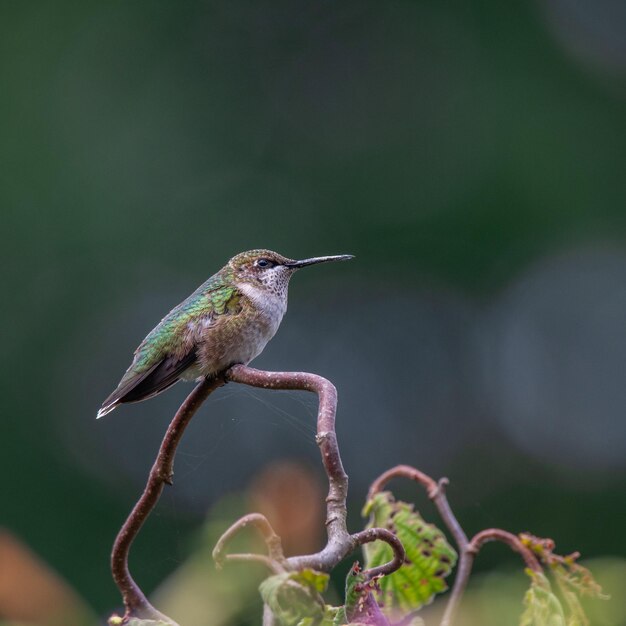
[{"left": 255, "top": 258, "right": 274, "bottom": 268}]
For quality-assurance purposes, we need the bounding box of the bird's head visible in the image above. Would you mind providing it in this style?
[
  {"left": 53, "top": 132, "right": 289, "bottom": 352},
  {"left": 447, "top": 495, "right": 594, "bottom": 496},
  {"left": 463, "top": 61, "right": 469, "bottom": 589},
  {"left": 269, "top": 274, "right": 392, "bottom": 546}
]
[{"left": 229, "top": 249, "right": 353, "bottom": 294}]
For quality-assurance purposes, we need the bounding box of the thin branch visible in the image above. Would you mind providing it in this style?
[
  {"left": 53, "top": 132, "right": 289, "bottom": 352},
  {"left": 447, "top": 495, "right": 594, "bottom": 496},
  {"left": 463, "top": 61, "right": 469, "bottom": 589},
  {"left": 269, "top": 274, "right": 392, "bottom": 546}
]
[
  {"left": 223, "top": 365, "right": 406, "bottom": 586},
  {"left": 368, "top": 464, "right": 439, "bottom": 501},
  {"left": 219, "top": 553, "right": 285, "bottom": 574},
  {"left": 213, "top": 512, "right": 286, "bottom": 571},
  {"left": 368, "top": 466, "right": 469, "bottom": 552},
  {"left": 351, "top": 528, "right": 406, "bottom": 581},
  {"left": 110, "top": 376, "right": 225, "bottom": 622},
  {"left": 468, "top": 529, "right": 542, "bottom": 572},
  {"left": 225, "top": 365, "right": 352, "bottom": 572}
]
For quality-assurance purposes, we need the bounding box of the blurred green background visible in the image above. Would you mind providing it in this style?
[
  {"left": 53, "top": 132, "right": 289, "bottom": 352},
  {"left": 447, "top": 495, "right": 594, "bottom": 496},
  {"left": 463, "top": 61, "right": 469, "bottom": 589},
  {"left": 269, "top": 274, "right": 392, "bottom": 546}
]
[{"left": 1, "top": 0, "right": 625, "bottom": 624}]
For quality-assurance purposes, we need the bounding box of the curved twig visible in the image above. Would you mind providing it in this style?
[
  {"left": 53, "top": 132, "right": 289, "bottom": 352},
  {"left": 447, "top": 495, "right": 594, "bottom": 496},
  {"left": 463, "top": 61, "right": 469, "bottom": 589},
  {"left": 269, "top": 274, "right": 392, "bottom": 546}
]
[
  {"left": 368, "top": 464, "right": 439, "bottom": 500},
  {"left": 111, "top": 364, "right": 351, "bottom": 624},
  {"left": 213, "top": 512, "right": 286, "bottom": 571},
  {"left": 468, "top": 528, "right": 542, "bottom": 572},
  {"left": 222, "top": 367, "right": 407, "bottom": 585},
  {"left": 225, "top": 365, "right": 351, "bottom": 572},
  {"left": 218, "top": 553, "right": 285, "bottom": 574},
  {"left": 110, "top": 376, "right": 225, "bottom": 622},
  {"left": 351, "top": 528, "right": 406, "bottom": 581},
  {"left": 368, "top": 466, "right": 468, "bottom": 552}
]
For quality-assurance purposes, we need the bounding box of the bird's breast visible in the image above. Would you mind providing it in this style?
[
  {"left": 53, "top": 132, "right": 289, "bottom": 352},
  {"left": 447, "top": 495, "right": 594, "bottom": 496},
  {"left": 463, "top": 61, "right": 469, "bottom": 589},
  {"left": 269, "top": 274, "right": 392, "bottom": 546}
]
[{"left": 194, "top": 283, "right": 287, "bottom": 376}]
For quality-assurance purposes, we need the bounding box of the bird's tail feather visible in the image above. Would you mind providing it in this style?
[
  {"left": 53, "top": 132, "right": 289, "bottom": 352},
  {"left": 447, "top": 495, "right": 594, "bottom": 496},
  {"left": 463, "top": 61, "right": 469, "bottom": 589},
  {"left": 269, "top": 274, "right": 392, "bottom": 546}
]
[
  {"left": 96, "top": 402, "right": 118, "bottom": 419},
  {"left": 96, "top": 351, "right": 197, "bottom": 419}
]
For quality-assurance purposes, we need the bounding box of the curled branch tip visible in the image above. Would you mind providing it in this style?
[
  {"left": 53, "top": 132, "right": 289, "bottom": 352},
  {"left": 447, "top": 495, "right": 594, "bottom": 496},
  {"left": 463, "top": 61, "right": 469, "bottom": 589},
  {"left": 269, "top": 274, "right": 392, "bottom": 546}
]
[
  {"left": 368, "top": 464, "right": 439, "bottom": 501},
  {"left": 351, "top": 528, "right": 406, "bottom": 581},
  {"left": 468, "top": 528, "right": 542, "bottom": 572},
  {"left": 213, "top": 513, "right": 286, "bottom": 573},
  {"left": 225, "top": 365, "right": 351, "bottom": 574}
]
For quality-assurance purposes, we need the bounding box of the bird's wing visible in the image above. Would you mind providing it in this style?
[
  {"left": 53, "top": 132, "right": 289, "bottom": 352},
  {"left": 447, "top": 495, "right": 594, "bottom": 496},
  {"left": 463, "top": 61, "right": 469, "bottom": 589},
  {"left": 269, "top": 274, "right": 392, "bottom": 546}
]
[
  {"left": 97, "top": 283, "right": 242, "bottom": 418},
  {"left": 97, "top": 349, "right": 199, "bottom": 417}
]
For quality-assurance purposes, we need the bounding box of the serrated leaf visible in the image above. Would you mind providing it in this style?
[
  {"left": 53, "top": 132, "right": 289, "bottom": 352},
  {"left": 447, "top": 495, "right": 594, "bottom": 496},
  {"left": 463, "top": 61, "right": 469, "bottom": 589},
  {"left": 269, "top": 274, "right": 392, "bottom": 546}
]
[
  {"left": 520, "top": 534, "right": 607, "bottom": 602},
  {"left": 362, "top": 491, "right": 456, "bottom": 616},
  {"left": 520, "top": 571, "right": 567, "bottom": 626},
  {"left": 260, "top": 569, "right": 330, "bottom": 626},
  {"left": 520, "top": 534, "right": 608, "bottom": 626}
]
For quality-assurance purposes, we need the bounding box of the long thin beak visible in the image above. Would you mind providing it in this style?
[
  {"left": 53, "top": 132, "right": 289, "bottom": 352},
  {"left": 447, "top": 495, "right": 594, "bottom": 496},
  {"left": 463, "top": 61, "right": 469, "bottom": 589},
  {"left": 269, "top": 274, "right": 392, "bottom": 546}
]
[{"left": 285, "top": 254, "right": 354, "bottom": 269}]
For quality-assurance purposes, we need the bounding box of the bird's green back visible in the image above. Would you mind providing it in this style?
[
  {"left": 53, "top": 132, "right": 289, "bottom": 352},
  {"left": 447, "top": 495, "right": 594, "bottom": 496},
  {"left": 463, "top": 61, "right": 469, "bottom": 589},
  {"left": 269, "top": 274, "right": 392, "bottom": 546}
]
[{"left": 120, "top": 266, "right": 240, "bottom": 381}]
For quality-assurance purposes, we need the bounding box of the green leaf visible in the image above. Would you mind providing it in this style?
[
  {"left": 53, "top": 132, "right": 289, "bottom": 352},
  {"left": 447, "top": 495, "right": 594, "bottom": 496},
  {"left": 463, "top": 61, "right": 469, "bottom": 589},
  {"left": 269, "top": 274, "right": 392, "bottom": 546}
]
[
  {"left": 520, "top": 571, "right": 567, "bottom": 626},
  {"left": 362, "top": 491, "right": 456, "bottom": 617},
  {"left": 520, "top": 534, "right": 608, "bottom": 626},
  {"left": 260, "top": 569, "right": 330, "bottom": 626},
  {"left": 520, "top": 534, "right": 607, "bottom": 601}
]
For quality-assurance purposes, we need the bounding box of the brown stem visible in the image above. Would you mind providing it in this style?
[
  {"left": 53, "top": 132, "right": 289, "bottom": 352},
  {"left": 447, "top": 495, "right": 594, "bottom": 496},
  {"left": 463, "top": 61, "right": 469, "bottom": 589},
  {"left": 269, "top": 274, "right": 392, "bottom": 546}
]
[
  {"left": 213, "top": 512, "right": 286, "bottom": 570},
  {"left": 468, "top": 529, "right": 542, "bottom": 572},
  {"left": 368, "top": 465, "right": 438, "bottom": 501},
  {"left": 219, "top": 553, "right": 285, "bottom": 573},
  {"left": 110, "top": 376, "right": 225, "bottom": 622},
  {"left": 368, "top": 466, "right": 468, "bottom": 551},
  {"left": 221, "top": 366, "right": 407, "bottom": 586},
  {"left": 225, "top": 365, "right": 351, "bottom": 572},
  {"left": 351, "top": 528, "right": 406, "bottom": 581}
]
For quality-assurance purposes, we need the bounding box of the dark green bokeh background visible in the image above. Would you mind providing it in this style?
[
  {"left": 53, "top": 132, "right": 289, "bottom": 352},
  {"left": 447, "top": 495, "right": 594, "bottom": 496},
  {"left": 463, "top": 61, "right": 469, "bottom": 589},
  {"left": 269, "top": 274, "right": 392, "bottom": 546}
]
[{"left": 1, "top": 0, "right": 625, "bottom": 620}]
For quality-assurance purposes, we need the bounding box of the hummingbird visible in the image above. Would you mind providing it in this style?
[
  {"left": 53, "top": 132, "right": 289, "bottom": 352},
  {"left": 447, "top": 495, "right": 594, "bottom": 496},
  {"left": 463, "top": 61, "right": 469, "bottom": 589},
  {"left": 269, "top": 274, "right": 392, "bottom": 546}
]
[{"left": 97, "top": 249, "right": 353, "bottom": 418}]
